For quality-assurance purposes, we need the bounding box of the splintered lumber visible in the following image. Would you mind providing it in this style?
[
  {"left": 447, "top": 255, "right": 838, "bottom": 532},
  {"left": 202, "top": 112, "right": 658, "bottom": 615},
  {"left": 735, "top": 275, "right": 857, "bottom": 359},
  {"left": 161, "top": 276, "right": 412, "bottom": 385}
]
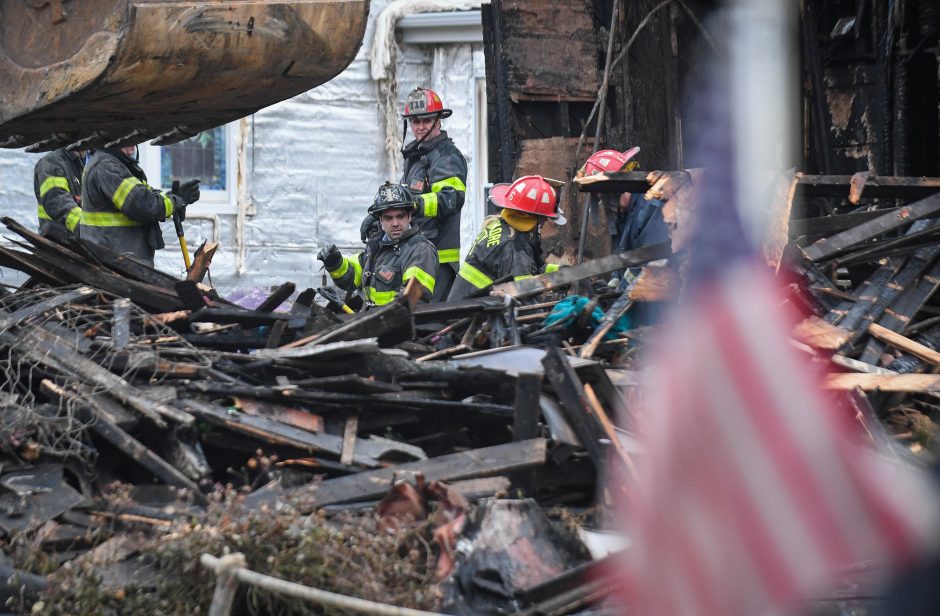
[
  {"left": 493, "top": 243, "right": 671, "bottom": 299},
  {"left": 866, "top": 323, "right": 940, "bottom": 367},
  {"left": 763, "top": 169, "right": 799, "bottom": 271},
  {"left": 792, "top": 316, "right": 852, "bottom": 351},
  {"left": 244, "top": 439, "right": 547, "bottom": 511},
  {"left": 542, "top": 347, "right": 607, "bottom": 466},
  {"left": 582, "top": 383, "right": 637, "bottom": 480},
  {"left": 1, "top": 218, "right": 183, "bottom": 311},
  {"left": 180, "top": 400, "right": 425, "bottom": 467},
  {"left": 801, "top": 192, "right": 940, "bottom": 262},
  {"left": 112, "top": 298, "right": 131, "bottom": 349},
  {"left": 0, "top": 313, "right": 193, "bottom": 428},
  {"left": 823, "top": 374, "right": 940, "bottom": 392},
  {"left": 40, "top": 380, "right": 207, "bottom": 504},
  {"left": 187, "top": 241, "right": 218, "bottom": 283}
]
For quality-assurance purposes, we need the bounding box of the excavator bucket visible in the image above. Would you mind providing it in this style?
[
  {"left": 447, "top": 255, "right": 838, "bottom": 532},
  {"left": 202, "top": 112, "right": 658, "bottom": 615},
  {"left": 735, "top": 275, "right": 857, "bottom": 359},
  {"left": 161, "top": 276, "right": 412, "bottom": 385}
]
[{"left": 0, "top": 0, "right": 369, "bottom": 151}]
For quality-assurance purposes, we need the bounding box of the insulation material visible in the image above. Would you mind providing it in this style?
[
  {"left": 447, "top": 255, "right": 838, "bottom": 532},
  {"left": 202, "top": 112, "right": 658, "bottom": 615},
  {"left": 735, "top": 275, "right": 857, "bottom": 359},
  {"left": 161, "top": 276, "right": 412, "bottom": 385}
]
[
  {"left": 370, "top": 0, "right": 483, "bottom": 177},
  {"left": 0, "top": 0, "right": 487, "bottom": 295}
]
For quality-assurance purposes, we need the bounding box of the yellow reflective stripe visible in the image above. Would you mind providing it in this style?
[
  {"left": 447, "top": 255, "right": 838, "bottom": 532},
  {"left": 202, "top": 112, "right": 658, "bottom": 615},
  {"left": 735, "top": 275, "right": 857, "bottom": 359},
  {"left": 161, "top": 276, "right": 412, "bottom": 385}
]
[
  {"left": 37, "top": 204, "right": 52, "bottom": 220},
  {"left": 421, "top": 192, "right": 439, "bottom": 217},
  {"left": 329, "top": 254, "right": 363, "bottom": 288},
  {"left": 514, "top": 274, "right": 534, "bottom": 281},
  {"left": 39, "top": 176, "right": 70, "bottom": 198},
  {"left": 351, "top": 256, "right": 363, "bottom": 287},
  {"left": 163, "top": 194, "right": 173, "bottom": 218},
  {"left": 367, "top": 287, "right": 398, "bottom": 305},
  {"left": 457, "top": 261, "right": 494, "bottom": 289},
  {"left": 111, "top": 177, "right": 144, "bottom": 210},
  {"left": 402, "top": 266, "right": 436, "bottom": 294},
  {"left": 65, "top": 206, "right": 82, "bottom": 232},
  {"left": 431, "top": 176, "right": 467, "bottom": 193},
  {"left": 438, "top": 248, "right": 459, "bottom": 263},
  {"left": 544, "top": 263, "right": 561, "bottom": 273},
  {"left": 328, "top": 258, "right": 349, "bottom": 279},
  {"left": 79, "top": 211, "right": 142, "bottom": 227}
]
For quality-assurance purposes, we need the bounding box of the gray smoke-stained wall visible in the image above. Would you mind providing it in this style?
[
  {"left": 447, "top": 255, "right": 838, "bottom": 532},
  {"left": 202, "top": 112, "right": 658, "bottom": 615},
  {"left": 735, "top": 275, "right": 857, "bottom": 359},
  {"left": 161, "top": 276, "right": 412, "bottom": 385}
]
[{"left": 0, "top": 0, "right": 486, "bottom": 296}]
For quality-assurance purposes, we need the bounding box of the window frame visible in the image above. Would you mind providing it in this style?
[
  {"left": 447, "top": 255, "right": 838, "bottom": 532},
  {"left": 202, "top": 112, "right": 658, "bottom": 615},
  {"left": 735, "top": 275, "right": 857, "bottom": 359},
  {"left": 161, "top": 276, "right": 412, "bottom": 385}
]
[{"left": 138, "top": 122, "right": 238, "bottom": 215}]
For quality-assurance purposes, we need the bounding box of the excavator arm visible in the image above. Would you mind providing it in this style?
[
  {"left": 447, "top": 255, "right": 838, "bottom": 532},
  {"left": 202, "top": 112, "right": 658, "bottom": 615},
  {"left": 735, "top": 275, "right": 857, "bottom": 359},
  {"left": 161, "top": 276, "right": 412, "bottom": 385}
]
[{"left": 0, "top": 0, "right": 369, "bottom": 151}]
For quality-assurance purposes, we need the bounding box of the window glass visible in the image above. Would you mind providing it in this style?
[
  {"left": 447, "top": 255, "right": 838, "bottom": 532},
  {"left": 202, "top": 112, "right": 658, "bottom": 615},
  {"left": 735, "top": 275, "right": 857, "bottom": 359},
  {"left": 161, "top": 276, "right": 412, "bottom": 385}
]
[{"left": 160, "top": 127, "right": 226, "bottom": 191}]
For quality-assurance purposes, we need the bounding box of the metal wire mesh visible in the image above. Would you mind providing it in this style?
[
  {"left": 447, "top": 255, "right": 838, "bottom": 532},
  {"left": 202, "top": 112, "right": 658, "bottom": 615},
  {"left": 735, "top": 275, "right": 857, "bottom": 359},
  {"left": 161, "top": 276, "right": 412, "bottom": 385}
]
[{"left": 0, "top": 284, "right": 212, "bottom": 469}]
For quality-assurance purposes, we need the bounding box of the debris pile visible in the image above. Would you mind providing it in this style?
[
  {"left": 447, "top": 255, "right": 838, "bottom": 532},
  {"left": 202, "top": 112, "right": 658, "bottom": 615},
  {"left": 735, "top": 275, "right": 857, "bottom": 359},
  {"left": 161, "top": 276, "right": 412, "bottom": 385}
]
[{"left": 0, "top": 166, "right": 938, "bottom": 613}]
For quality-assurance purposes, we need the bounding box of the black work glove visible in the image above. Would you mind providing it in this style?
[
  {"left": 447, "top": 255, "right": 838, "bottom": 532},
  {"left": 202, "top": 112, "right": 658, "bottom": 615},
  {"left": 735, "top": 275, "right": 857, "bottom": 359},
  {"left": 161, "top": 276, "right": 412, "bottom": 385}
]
[
  {"left": 360, "top": 214, "right": 380, "bottom": 243},
  {"left": 172, "top": 179, "right": 201, "bottom": 206},
  {"left": 317, "top": 244, "right": 343, "bottom": 271},
  {"left": 171, "top": 197, "right": 188, "bottom": 222}
]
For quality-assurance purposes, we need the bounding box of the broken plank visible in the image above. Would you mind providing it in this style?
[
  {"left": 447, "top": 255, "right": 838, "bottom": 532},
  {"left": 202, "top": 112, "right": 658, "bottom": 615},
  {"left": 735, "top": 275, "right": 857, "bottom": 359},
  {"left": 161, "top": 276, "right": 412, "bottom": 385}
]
[
  {"left": 245, "top": 438, "right": 547, "bottom": 512},
  {"left": 112, "top": 298, "right": 131, "bottom": 350},
  {"left": 494, "top": 243, "right": 671, "bottom": 299},
  {"left": 823, "top": 373, "right": 940, "bottom": 392},
  {"left": 180, "top": 399, "right": 425, "bottom": 467},
  {"left": 802, "top": 192, "right": 940, "bottom": 262},
  {"left": 7, "top": 286, "right": 97, "bottom": 325},
  {"left": 867, "top": 323, "right": 940, "bottom": 367}
]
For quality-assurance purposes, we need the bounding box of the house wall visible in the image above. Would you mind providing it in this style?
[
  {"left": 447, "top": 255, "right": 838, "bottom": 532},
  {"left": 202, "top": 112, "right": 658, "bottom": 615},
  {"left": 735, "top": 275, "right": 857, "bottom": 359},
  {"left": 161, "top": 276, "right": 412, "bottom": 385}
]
[{"left": 0, "top": 0, "right": 486, "bottom": 296}]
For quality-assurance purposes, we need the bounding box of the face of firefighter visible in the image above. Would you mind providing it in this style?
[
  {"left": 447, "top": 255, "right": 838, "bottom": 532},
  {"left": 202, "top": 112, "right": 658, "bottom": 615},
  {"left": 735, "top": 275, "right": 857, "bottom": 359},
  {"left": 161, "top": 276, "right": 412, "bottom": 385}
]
[
  {"left": 409, "top": 116, "right": 441, "bottom": 142},
  {"left": 379, "top": 208, "right": 413, "bottom": 241},
  {"left": 120, "top": 145, "right": 138, "bottom": 161}
]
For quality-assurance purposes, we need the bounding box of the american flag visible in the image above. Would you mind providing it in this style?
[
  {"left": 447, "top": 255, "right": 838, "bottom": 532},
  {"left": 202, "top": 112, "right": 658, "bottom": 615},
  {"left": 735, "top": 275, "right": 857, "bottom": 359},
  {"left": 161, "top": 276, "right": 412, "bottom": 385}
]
[{"left": 618, "top": 6, "right": 940, "bottom": 614}]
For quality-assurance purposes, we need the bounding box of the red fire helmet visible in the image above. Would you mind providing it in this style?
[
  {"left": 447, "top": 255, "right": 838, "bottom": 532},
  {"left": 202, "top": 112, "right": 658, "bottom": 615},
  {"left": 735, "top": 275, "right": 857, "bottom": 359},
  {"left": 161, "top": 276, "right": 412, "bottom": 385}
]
[
  {"left": 490, "top": 175, "right": 566, "bottom": 225},
  {"left": 402, "top": 87, "right": 453, "bottom": 119},
  {"left": 582, "top": 146, "right": 641, "bottom": 176}
]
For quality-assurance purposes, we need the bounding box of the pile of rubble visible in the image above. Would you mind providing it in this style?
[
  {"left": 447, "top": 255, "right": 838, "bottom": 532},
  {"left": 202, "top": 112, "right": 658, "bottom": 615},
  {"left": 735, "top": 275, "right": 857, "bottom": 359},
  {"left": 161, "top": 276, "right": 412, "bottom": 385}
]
[{"left": 0, "top": 167, "right": 938, "bottom": 614}]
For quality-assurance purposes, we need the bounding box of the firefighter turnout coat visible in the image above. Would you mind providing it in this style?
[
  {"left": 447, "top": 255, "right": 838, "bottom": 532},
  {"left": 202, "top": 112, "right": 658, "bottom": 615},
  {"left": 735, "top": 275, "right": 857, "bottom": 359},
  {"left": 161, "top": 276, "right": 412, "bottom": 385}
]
[
  {"left": 448, "top": 216, "right": 560, "bottom": 301},
  {"left": 34, "top": 148, "right": 84, "bottom": 238},
  {"left": 400, "top": 131, "right": 467, "bottom": 269},
  {"left": 79, "top": 149, "right": 182, "bottom": 266},
  {"left": 329, "top": 226, "right": 439, "bottom": 306}
]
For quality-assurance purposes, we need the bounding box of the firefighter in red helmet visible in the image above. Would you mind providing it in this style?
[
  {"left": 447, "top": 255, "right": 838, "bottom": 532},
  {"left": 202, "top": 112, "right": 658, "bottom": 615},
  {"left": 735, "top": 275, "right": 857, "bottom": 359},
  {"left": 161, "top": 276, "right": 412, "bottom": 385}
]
[
  {"left": 447, "top": 175, "right": 564, "bottom": 301},
  {"left": 362, "top": 87, "right": 467, "bottom": 301}
]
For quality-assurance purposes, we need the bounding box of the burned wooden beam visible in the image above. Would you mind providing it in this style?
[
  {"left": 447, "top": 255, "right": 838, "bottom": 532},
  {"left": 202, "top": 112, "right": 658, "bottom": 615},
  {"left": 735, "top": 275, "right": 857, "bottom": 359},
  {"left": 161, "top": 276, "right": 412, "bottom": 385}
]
[
  {"left": 256, "top": 282, "right": 296, "bottom": 313},
  {"left": 0, "top": 310, "right": 193, "bottom": 428},
  {"left": 245, "top": 438, "right": 547, "bottom": 512},
  {"left": 541, "top": 347, "right": 607, "bottom": 467},
  {"left": 795, "top": 175, "right": 940, "bottom": 200},
  {"left": 802, "top": 193, "right": 940, "bottom": 262},
  {"left": 494, "top": 242, "right": 671, "bottom": 299},
  {"left": 40, "top": 380, "right": 207, "bottom": 504},
  {"left": 180, "top": 399, "right": 425, "bottom": 468}
]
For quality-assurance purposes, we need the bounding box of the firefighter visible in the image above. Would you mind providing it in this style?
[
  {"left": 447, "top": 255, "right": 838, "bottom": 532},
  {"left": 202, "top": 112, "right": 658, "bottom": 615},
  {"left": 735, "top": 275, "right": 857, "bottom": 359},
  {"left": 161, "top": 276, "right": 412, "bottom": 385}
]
[
  {"left": 33, "top": 148, "right": 84, "bottom": 239},
  {"left": 448, "top": 175, "right": 564, "bottom": 301},
  {"left": 79, "top": 145, "right": 200, "bottom": 267},
  {"left": 361, "top": 87, "right": 467, "bottom": 301},
  {"left": 580, "top": 147, "right": 671, "bottom": 327},
  {"left": 321, "top": 182, "right": 438, "bottom": 307}
]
